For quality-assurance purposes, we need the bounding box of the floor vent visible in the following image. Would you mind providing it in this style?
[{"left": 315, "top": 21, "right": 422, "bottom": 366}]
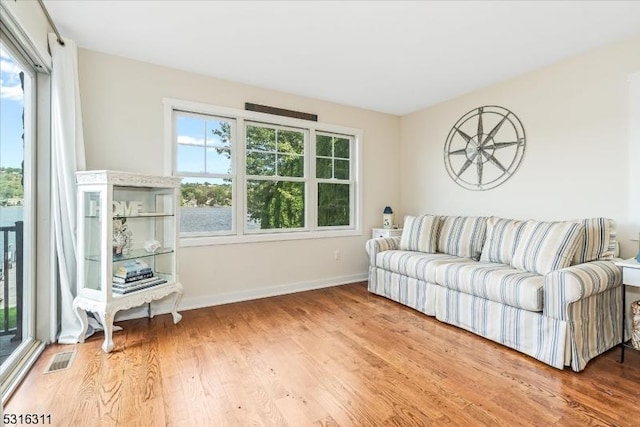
[{"left": 44, "top": 350, "right": 76, "bottom": 374}]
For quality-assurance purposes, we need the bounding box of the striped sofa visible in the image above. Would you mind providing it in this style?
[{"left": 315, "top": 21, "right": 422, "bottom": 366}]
[{"left": 366, "top": 215, "right": 622, "bottom": 372}]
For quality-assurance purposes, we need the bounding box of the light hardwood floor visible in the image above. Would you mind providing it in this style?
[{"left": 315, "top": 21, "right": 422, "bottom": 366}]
[{"left": 7, "top": 282, "right": 640, "bottom": 426}]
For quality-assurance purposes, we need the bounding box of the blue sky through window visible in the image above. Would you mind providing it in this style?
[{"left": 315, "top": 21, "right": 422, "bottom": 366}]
[
  {"left": 0, "top": 44, "right": 25, "bottom": 168},
  {"left": 176, "top": 114, "right": 232, "bottom": 181}
]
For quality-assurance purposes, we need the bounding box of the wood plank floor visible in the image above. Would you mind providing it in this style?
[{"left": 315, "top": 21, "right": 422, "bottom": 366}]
[{"left": 7, "top": 282, "right": 640, "bottom": 426}]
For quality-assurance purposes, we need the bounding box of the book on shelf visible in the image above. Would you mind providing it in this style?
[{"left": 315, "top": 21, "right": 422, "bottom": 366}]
[
  {"left": 112, "top": 275, "right": 161, "bottom": 288},
  {"left": 112, "top": 277, "right": 168, "bottom": 294},
  {"left": 113, "top": 271, "right": 154, "bottom": 283},
  {"left": 115, "top": 259, "right": 151, "bottom": 278}
]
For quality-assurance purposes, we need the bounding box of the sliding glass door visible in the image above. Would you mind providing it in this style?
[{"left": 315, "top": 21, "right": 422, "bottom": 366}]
[{"left": 0, "top": 33, "right": 36, "bottom": 388}]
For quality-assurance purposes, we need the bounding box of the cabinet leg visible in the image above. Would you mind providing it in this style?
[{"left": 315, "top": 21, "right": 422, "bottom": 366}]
[
  {"left": 98, "top": 311, "right": 115, "bottom": 353},
  {"left": 170, "top": 291, "right": 183, "bottom": 324}
]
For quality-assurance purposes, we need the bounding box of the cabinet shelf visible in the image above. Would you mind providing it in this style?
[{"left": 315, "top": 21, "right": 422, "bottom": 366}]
[
  {"left": 83, "top": 213, "right": 175, "bottom": 219},
  {"left": 121, "top": 212, "right": 174, "bottom": 218},
  {"left": 85, "top": 247, "right": 174, "bottom": 262}
]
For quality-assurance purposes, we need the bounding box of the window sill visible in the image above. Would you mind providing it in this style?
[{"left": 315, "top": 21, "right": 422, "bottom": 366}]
[{"left": 180, "top": 228, "right": 363, "bottom": 247}]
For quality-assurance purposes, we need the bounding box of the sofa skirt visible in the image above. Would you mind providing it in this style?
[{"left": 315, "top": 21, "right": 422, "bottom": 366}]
[
  {"left": 435, "top": 287, "right": 568, "bottom": 369},
  {"left": 369, "top": 265, "right": 622, "bottom": 371},
  {"left": 564, "top": 285, "right": 621, "bottom": 371},
  {"left": 368, "top": 266, "right": 439, "bottom": 316}
]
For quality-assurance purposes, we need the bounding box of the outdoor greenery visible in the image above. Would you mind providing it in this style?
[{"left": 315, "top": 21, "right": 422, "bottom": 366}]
[
  {"left": 245, "top": 125, "right": 305, "bottom": 228},
  {"left": 0, "top": 306, "right": 18, "bottom": 330},
  {"left": 181, "top": 182, "right": 232, "bottom": 207},
  {"left": 179, "top": 120, "right": 351, "bottom": 230},
  {"left": 0, "top": 167, "right": 24, "bottom": 205}
]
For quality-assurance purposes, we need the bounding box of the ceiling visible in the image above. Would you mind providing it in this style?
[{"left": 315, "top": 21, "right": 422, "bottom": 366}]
[{"left": 44, "top": 1, "right": 640, "bottom": 116}]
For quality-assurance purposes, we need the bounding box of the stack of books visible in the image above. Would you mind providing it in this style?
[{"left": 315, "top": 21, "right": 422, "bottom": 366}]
[{"left": 113, "top": 259, "right": 167, "bottom": 294}]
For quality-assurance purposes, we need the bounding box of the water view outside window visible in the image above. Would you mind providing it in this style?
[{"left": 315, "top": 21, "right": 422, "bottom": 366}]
[{"left": 0, "top": 42, "right": 27, "bottom": 364}]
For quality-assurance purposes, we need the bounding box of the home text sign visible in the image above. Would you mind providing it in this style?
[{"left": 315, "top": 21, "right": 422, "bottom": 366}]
[{"left": 112, "top": 201, "right": 143, "bottom": 216}]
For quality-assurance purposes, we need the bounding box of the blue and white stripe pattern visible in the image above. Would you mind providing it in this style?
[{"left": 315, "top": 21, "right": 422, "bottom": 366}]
[
  {"left": 437, "top": 216, "right": 487, "bottom": 261},
  {"left": 366, "top": 236, "right": 400, "bottom": 266},
  {"left": 511, "top": 221, "right": 585, "bottom": 275},
  {"left": 479, "top": 217, "right": 524, "bottom": 264},
  {"left": 376, "top": 251, "right": 469, "bottom": 284},
  {"left": 436, "top": 261, "right": 544, "bottom": 312},
  {"left": 365, "top": 216, "right": 623, "bottom": 372},
  {"left": 398, "top": 215, "right": 441, "bottom": 253},
  {"left": 571, "top": 217, "right": 617, "bottom": 264},
  {"left": 544, "top": 260, "right": 622, "bottom": 320},
  {"left": 435, "top": 287, "right": 568, "bottom": 369},
  {"left": 368, "top": 267, "right": 440, "bottom": 316}
]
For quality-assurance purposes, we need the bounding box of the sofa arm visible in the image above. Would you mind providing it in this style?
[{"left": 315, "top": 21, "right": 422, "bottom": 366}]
[
  {"left": 543, "top": 261, "right": 622, "bottom": 320},
  {"left": 365, "top": 237, "right": 400, "bottom": 266}
]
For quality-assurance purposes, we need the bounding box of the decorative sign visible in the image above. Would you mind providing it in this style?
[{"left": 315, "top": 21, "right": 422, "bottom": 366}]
[
  {"left": 112, "top": 201, "right": 143, "bottom": 216},
  {"left": 88, "top": 200, "right": 143, "bottom": 217},
  {"left": 444, "top": 105, "right": 526, "bottom": 191}
]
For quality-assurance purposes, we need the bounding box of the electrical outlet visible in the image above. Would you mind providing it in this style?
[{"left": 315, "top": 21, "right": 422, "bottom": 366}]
[{"left": 334, "top": 250, "right": 341, "bottom": 261}]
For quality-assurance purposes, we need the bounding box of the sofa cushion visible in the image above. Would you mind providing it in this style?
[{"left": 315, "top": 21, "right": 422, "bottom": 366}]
[
  {"left": 437, "top": 216, "right": 487, "bottom": 261},
  {"left": 376, "top": 250, "right": 469, "bottom": 284},
  {"left": 480, "top": 217, "right": 524, "bottom": 265},
  {"left": 511, "top": 221, "right": 585, "bottom": 275},
  {"left": 436, "top": 261, "right": 544, "bottom": 312},
  {"left": 572, "top": 217, "right": 617, "bottom": 264},
  {"left": 399, "top": 215, "right": 441, "bottom": 253}
]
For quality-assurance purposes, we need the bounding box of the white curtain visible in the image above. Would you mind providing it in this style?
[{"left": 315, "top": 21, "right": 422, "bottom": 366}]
[{"left": 49, "top": 34, "right": 86, "bottom": 344}]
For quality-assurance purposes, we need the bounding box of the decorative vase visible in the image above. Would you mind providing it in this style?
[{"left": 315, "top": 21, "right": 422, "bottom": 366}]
[{"left": 383, "top": 206, "right": 394, "bottom": 229}]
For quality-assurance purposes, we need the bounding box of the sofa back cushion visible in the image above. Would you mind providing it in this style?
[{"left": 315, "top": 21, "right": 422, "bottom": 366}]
[
  {"left": 511, "top": 220, "right": 585, "bottom": 275},
  {"left": 572, "top": 217, "right": 617, "bottom": 264},
  {"left": 437, "top": 216, "right": 487, "bottom": 260},
  {"left": 480, "top": 217, "right": 524, "bottom": 265},
  {"left": 399, "top": 215, "right": 441, "bottom": 253}
]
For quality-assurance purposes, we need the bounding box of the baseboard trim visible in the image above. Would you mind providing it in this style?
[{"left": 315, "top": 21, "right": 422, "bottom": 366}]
[{"left": 114, "top": 273, "right": 368, "bottom": 322}]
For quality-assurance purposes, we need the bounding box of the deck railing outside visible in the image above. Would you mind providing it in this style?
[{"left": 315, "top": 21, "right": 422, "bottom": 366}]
[{"left": 0, "top": 221, "right": 23, "bottom": 341}]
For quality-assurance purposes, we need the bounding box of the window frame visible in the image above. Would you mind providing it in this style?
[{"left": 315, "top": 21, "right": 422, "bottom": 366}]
[
  {"left": 244, "top": 121, "right": 308, "bottom": 234},
  {"left": 314, "top": 131, "right": 355, "bottom": 230},
  {"left": 0, "top": 24, "right": 48, "bottom": 405},
  {"left": 172, "top": 109, "right": 237, "bottom": 238},
  {"left": 163, "top": 98, "right": 363, "bottom": 246}
]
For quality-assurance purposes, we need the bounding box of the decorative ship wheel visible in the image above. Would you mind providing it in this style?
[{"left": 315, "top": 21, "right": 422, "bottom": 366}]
[{"left": 444, "top": 105, "right": 526, "bottom": 191}]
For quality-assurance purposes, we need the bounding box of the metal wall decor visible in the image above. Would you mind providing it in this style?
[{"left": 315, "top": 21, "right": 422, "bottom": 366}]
[{"left": 444, "top": 105, "right": 526, "bottom": 191}]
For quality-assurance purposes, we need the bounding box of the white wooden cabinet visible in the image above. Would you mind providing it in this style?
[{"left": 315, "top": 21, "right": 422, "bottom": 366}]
[{"left": 73, "top": 170, "right": 183, "bottom": 352}]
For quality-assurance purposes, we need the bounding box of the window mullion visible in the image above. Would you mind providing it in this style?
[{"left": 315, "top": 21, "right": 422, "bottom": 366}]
[
  {"left": 237, "top": 118, "right": 246, "bottom": 236},
  {"left": 309, "top": 129, "right": 317, "bottom": 231}
]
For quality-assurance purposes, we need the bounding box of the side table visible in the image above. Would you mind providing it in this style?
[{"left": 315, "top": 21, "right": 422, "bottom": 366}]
[
  {"left": 372, "top": 228, "right": 403, "bottom": 239},
  {"left": 615, "top": 258, "right": 640, "bottom": 362}
]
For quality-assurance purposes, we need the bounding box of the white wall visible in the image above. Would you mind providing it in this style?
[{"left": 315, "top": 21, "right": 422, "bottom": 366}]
[
  {"left": 77, "top": 50, "right": 401, "bottom": 309},
  {"left": 400, "top": 35, "right": 640, "bottom": 258}
]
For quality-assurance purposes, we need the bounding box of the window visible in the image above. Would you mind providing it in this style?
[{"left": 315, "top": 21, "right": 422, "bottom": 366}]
[
  {"left": 316, "top": 133, "right": 353, "bottom": 227},
  {"left": 165, "top": 99, "right": 362, "bottom": 245},
  {"left": 245, "top": 123, "right": 306, "bottom": 231},
  {"left": 173, "top": 111, "right": 235, "bottom": 236}
]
